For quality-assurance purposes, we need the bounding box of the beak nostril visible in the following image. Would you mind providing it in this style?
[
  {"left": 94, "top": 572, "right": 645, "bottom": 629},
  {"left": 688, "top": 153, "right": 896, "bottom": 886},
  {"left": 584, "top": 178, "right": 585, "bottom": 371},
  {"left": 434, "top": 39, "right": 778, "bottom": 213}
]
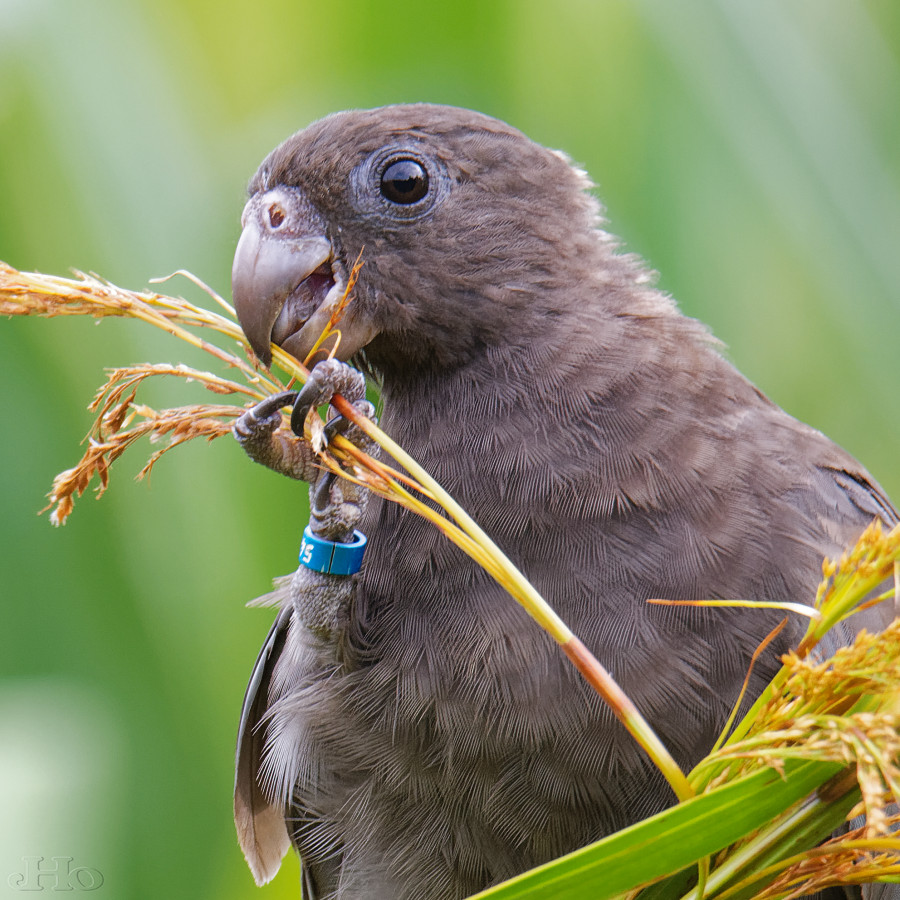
[{"left": 268, "top": 204, "right": 286, "bottom": 229}]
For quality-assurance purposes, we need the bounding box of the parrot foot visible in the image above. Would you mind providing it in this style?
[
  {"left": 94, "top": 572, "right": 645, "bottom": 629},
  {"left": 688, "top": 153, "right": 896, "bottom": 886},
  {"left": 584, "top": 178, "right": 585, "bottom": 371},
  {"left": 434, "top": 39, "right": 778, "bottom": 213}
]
[
  {"left": 310, "top": 468, "right": 369, "bottom": 543},
  {"left": 232, "top": 360, "right": 375, "bottom": 483},
  {"left": 232, "top": 390, "right": 319, "bottom": 480},
  {"left": 289, "top": 358, "right": 368, "bottom": 435}
]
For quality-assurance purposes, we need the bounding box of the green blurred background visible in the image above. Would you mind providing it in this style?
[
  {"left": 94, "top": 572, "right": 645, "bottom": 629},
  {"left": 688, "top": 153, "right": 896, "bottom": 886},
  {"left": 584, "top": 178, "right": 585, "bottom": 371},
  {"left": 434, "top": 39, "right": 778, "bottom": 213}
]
[{"left": 1, "top": 1, "right": 898, "bottom": 897}]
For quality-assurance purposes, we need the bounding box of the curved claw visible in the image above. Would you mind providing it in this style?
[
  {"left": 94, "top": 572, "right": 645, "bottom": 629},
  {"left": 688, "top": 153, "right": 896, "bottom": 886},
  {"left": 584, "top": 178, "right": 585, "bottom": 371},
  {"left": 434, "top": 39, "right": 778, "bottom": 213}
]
[
  {"left": 234, "top": 389, "right": 300, "bottom": 445},
  {"left": 323, "top": 415, "right": 353, "bottom": 445},
  {"left": 289, "top": 376, "right": 331, "bottom": 436},
  {"left": 325, "top": 400, "right": 377, "bottom": 450},
  {"left": 253, "top": 390, "right": 299, "bottom": 420},
  {"left": 290, "top": 397, "right": 312, "bottom": 436},
  {"left": 312, "top": 471, "right": 339, "bottom": 518},
  {"left": 289, "top": 360, "right": 368, "bottom": 438},
  {"left": 309, "top": 469, "right": 362, "bottom": 545}
]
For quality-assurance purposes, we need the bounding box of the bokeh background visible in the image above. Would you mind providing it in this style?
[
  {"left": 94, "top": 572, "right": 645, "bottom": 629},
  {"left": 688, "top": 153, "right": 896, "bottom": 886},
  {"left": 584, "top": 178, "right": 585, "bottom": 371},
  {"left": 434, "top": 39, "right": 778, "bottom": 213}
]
[{"left": 1, "top": 1, "right": 898, "bottom": 898}]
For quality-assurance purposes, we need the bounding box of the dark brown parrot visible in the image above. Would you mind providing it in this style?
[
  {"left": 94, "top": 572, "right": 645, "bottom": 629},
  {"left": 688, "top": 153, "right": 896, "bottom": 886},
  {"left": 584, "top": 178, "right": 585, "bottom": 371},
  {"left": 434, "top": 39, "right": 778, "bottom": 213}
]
[{"left": 229, "top": 104, "right": 897, "bottom": 900}]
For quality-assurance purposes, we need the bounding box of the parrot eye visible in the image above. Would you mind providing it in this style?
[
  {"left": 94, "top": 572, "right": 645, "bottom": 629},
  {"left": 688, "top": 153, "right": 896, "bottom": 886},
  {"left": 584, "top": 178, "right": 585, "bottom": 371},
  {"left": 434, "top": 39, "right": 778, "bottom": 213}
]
[
  {"left": 380, "top": 158, "right": 429, "bottom": 205},
  {"left": 352, "top": 145, "right": 444, "bottom": 222}
]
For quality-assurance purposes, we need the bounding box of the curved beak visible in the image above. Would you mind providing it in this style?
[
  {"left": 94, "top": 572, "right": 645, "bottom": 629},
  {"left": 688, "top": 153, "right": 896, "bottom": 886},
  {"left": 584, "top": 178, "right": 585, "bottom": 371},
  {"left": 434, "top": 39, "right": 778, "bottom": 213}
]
[
  {"left": 232, "top": 187, "right": 333, "bottom": 367},
  {"left": 233, "top": 186, "right": 380, "bottom": 367}
]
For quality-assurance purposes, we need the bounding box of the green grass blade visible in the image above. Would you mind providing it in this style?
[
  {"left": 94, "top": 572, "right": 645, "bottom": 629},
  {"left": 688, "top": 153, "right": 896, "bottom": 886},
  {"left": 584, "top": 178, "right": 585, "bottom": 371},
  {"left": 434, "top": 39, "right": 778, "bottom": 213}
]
[{"left": 468, "top": 760, "right": 844, "bottom": 900}]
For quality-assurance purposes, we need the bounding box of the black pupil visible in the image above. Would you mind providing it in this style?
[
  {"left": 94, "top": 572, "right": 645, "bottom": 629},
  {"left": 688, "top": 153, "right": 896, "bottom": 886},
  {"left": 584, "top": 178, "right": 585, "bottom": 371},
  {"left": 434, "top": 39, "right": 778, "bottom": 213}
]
[{"left": 380, "top": 159, "right": 428, "bottom": 204}]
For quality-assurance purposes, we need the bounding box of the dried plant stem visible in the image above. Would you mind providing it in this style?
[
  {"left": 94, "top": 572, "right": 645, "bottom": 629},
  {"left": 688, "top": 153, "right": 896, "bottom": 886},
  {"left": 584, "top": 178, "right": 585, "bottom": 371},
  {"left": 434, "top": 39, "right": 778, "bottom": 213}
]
[{"left": 564, "top": 637, "right": 695, "bottom": 802}]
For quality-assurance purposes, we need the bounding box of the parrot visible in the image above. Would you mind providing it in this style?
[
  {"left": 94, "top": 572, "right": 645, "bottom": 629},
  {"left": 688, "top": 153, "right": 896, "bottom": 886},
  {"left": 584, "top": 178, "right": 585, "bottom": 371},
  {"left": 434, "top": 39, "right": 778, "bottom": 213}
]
[{"left": 229, "top": 103, "right": 897, "bottom": 900}]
